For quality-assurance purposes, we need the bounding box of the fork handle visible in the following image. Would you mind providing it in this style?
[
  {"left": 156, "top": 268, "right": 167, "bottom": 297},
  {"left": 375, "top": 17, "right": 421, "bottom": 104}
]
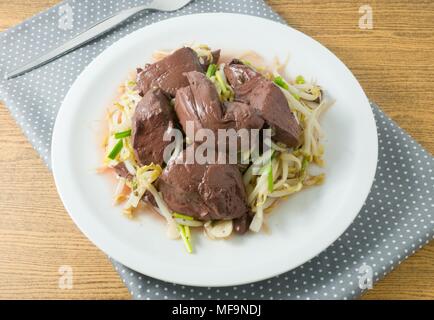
[
  {"left": 6, "top": 5, "right": 152, "bottom": 79},
  {"left": 70, "top": 5, "right": 152, "bottom": 46}
]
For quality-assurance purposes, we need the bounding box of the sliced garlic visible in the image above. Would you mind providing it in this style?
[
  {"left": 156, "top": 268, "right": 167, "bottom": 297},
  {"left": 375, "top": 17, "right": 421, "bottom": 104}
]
[{"left": 204, "top": 220, "right": 233, "bottom": 239}]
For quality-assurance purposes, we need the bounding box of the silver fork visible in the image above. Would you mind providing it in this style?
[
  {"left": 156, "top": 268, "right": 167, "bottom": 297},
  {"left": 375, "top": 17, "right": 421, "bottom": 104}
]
[{"left": 5, "top": 0, "right": 193, "bottom": 80}]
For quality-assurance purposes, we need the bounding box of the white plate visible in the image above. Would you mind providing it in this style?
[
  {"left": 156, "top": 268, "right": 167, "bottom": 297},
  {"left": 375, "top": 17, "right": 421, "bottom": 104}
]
[{"left": 52, "top": 13, "right": 377, "bottom": 287}]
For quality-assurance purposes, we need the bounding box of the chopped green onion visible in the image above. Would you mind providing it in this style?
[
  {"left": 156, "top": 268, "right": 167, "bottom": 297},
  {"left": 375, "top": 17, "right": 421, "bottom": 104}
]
[
  {"left": 300, "top": 156, "right": 310, "bottom": 180},
  {"left": 185, "top": 225, "right": 191, "bottom": 242},
  {"left": 131, "top": 179, "right": 138, "bottom": 190},
  {"left": 295, "top": 75, "right": 305, "bottom": 84},
  {"left": 215, "top": 71, "right": 228, "bottom": 94},
  {"left": 267, "top": 164, "right": 274, "bottom": 192},
  {"left": 274, "top": 76, "right": 289, "bottom": 90},
  {"left": 206, "top": 64, "right": 217, "bottom": 78},
  {"left": 302, "top": 156, "right": 309, "bottom": 171},
  {"left": 114, "top": 129, "right": 132, "bottom": 139},
  {"left": 292, "top": 93, "right": 301, "bottom": 100},
  {"left": 173, "top": 212, "right": 194, "bottom": 221},
  {"left": 258, "top": 150, "right": 275, "bottom": 175},
  {"left": 178, "top": 225, "right": 193, "bottom": 254},
  {"left": 108, "top": 139, "right": 123, "bottom": 160}
]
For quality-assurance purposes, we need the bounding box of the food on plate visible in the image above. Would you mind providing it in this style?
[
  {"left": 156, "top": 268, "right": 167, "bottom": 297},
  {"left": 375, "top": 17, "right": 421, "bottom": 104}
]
[
  {"left": 222, "top": 101, "right": 264, "bottom": 132},
  {"left": 101, "top": 44, "right": 333, "bottom": 253},
  {"left": 136, "top": 47, "right": 204, "bottom": 97},
  {"left": 158, "top": 144, "right": 250, "bottom": 222},
  {"left": 174, "top": 71, "right": 224, "bottom": 138},
  {"left": 175, "top": 70, "right": 265, "bottom": 151},
  {"left": 132, "top": 88, "right": 176, "bottom": 166},
  {"left": 224, "top": 59, "right": 301, "bottom": 147}
]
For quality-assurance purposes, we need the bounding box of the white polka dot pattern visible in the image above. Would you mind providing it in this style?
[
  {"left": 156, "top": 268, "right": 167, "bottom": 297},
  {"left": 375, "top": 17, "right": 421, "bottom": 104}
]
[{"left": 0, "top": 0, "right": 433, "bottom": 300}]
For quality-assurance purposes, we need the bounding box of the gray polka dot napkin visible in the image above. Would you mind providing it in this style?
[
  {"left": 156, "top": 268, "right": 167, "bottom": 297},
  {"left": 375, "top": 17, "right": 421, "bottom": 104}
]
[{"left": 0, "top": 0, "right": 433, "bottom": 300}]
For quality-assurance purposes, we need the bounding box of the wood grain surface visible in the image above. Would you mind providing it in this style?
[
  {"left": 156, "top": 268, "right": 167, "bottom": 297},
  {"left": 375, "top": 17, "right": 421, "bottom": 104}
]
[{"left": 0, "top": 0, "right": 433, "bottom": 300}]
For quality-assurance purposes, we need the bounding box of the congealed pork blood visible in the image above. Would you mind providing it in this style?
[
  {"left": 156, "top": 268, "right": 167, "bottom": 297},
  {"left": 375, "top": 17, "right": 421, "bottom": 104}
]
[
  {"left": 224, "top": 60, "right": 301, "bottom": 147},
  {"left": 131, "top": 89, "right": 176, "bottom": 166},
  {"left": 221, "top": 101, "right": 265, "bottom": 157},
  {"left": 224, "top": 59, "right": 259, "bottom": 88},
  {"left": 174, "top": 71, "right": 224, "bottom": 140},
  {"left": 175, "top": 72, "right": 264, "bottom": 145},
  {"left": 158, "top": 145, "right": 250, "bottom": 222},
  {"left": 136, "top": 47, "right": 204, "bottom": 97},
  {"left": 222, "top": 101, "right": 264, "bottom": 131},
  {"left": 233, "top": 214, "right": 252, "bottom": 235}
]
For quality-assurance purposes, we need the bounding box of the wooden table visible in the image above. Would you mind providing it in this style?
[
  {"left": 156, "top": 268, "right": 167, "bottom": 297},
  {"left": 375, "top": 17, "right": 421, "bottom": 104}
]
[{"left": 0, "top": 0, "right": 433, "bottom": 300}]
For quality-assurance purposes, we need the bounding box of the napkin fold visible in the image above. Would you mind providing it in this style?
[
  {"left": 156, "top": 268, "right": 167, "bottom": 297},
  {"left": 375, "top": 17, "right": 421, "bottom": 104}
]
[{"left": 0, "top": 0, "right": 433, "bottom": 300}]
